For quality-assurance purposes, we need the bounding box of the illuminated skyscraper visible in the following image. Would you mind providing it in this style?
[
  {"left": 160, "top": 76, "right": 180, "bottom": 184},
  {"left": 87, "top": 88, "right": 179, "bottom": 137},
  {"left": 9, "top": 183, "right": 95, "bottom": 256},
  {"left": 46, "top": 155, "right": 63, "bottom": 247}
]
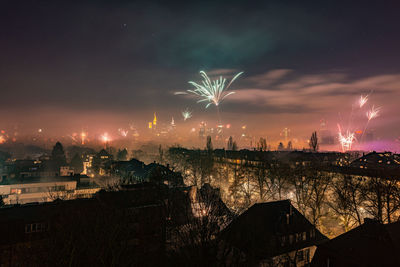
[
  {"left": 281, "top": 128, "right": 290, "bottom": 142},
  {"left": 170, "top": 117, "right": 176, "bottom": 131},
  {"left": 199, "top": 122, "right": 206, "bottom": 140},
  {"left": 153, "top": 112, "right": 157, "bottom": 128}
]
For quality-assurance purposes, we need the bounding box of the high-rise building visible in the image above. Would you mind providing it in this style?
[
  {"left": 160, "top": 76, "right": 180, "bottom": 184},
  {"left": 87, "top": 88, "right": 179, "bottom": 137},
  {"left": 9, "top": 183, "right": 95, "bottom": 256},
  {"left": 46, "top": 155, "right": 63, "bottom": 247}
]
[
  {"left": 170, "top": 117, "right": 176, "bottom": 132},
  {"left": 199, "top": 122, "right": 206, "bottom": 140},
  {"left": 281, "top": 128, "right": 290, "bottom": 142},
  {"left": 153, "top": 112, "right": 157, "bottom": 129},
  {"left": 319, "top": 119, "right": 335, "bottom": 145}
]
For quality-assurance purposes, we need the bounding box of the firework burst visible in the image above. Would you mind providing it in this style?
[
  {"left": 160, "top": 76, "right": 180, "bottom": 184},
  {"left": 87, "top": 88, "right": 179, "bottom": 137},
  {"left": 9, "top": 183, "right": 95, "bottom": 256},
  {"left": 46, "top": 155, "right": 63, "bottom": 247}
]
[
  {"left": 338, "top": 126, "right": 356, "bottom": 152},
  {"left": 118, "top": 128, "right": 128, "bottom": 137},
  {"left": 101, "top": 133, "right": 110, "bottom": 144},
  {"left": 359, "top": 94, "right": 369, "bottom": 108},
  {"left": 80, "top": 131, "right": 87, "bottom": 145},
  {"left": 182, "top": 108, "right": 193, "bottom": 121},
  {"left": 366, "top": 105, "right": 381, "bottom": 121},
  {"left": 176, "top": 71, "right": 243, "bottom": 108},
  {"left": 338, "top": 93, "right": 381, "bottom": 150}
]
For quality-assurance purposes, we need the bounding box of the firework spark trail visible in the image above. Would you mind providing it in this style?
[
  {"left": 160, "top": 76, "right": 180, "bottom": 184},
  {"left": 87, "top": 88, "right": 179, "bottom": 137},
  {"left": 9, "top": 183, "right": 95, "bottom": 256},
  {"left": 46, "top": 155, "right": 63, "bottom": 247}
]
[
  {"left": 359, "top": 94, "right": 369, "bottom": 108},
  {"left": 366, "top": 105, "right": 381, "bottom": 121},
  {"left": 338, "top": 91, "right": 381, "bottom": 151},
  {"left": 339, "top": 132, "right": 355, "bottom": 152},
  {"left": 182, "top": 108, "right": 193, "bottom": 121},
  {"left": 118, "top": 128, "right": 128, "bottom": 137},
  {"left": 361, "top": 105, "right": 381, "bottom": 141},
  {"left": 348, "top": 94, "right": 369, "bottom": 133},
  {"left": 347, "top": 104, "right": 355, "bottom": 133},
  {"left": 100, "top": 133, "right": 110, "bottom": 148},
  {"left": 68, "top": 134, "right": 78, "bottom": 143},
  {"left": 80, "top": 131, "right": 87, "bottom": 145}
]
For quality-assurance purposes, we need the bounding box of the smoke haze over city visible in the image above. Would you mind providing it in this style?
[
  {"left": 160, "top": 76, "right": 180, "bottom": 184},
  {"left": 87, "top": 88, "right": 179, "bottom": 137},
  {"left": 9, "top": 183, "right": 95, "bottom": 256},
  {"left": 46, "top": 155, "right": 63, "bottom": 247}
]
[{"left": 1, "top": 0, "right": 400, "bottom": 149}]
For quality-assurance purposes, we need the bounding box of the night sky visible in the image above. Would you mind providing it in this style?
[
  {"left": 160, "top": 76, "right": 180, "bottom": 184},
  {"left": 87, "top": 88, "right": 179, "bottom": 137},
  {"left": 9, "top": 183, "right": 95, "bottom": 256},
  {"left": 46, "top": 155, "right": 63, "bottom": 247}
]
[{"left": 1, "top": 0, "right": 400, "bottom": 143}]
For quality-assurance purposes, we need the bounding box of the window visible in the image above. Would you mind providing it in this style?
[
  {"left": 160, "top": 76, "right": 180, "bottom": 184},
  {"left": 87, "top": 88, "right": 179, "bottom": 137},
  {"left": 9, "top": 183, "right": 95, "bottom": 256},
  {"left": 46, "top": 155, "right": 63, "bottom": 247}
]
[
  {"left": 10, "top": 188, "right": 21, "bottom": 194},
  {"left": 280, "top": 235, "right": 286, "bottom": 247},
  {"left": 297, "top": 250, "right": 304, "bottom": 261},
  {"left": 310, "top": 229, "right": 315, "bottom": 239},
  {"left": 289, "top": 234, "right": 294, "bottom": 245},
  {"left": 303, "top": 231, "right": 307, "bottom": 241},
  {"left": 50, "top": 185, "right": 66, "bottom": 192},
  {"left": 305, "top": 249, "right": 310, "bottom": 263},
  {"left": 25, "top": 222, "right": 48, "bottom": 233}
]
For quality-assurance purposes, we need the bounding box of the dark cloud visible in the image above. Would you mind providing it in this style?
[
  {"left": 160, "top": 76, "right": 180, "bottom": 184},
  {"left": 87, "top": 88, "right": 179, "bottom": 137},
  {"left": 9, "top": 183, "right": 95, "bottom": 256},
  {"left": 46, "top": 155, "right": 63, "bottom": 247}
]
[{"left": 1, "top": 0, "right": 400, "bottom": 138}]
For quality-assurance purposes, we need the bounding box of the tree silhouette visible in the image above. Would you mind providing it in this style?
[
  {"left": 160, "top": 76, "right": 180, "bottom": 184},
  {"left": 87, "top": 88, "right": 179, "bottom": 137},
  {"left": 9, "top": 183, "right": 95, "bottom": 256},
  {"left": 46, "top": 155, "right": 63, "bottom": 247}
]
[
  {"left": 117, "top": 148, "right": 128, "bottom": 161},
  {"left": 227, "top": 136, "right": 233, "bottom": 150},
  {"left": 309, "top": 131, "right": 319, "bottom": 151},
  {"left": 258, "top": 137, "right": 267, "bottom": 151},
  {"left": 277, "top": 142, "right": 284, "bottom": 151},
  {"left": 232, "top": 141, "right": 238, "bottom": 151},
  {"left": 206, "top": 136, "right": 213, "bottom": 152},
  {"left": 70, "top": 153, "right": 83, "bottom": 174},
  {"left": 287, "top": 141, "right": 293, "bottom": 151}
]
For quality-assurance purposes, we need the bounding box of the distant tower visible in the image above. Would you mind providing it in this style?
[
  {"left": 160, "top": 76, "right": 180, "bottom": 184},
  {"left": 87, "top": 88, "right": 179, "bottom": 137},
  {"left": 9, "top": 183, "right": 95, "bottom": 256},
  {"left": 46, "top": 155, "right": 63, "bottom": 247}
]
[
  {"left": 281, "top": 128, "right": 290, "bottom": 142},
  {"left": 199, "top": 121, "right": 206, "bottom": 140},
  {"left": 171, "top": 117, "right": 176, "bottom": 130},
  {"left": 319, "top": 119, "right": 334, "bottom": 145},
  {"left": 153, "top": 112, "right": 157, "bottom": 128}
]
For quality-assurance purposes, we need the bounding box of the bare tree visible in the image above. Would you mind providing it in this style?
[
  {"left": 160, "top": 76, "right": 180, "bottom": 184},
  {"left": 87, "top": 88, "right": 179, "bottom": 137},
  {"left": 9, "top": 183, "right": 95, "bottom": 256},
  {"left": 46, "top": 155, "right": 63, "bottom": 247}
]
[
  {"left": 46, "top": 186, "right": 75, "bottom": 201},
  {"left": 277, "top": 142, "right": 284, "bottom": 151},
  {"left": 167, "top": 185, "right": 234, "bottom": 266},
  {"left": 309, "top": 131, "right": 319, "bottom": 152},
  {"left": 328, "top": 174, "right": 364, "bottom": 232},
  {"left": 256, "top": 137, "right": 268, "bottom": 151},
  {"left": 362, "top": 176, "right": 400, "bottom": 223},
  {"left": 288, "top": 166, "right": 330, "bottom": 228},
  {"left": 287, "top": 141, "right": 293, "bottom": 151}
]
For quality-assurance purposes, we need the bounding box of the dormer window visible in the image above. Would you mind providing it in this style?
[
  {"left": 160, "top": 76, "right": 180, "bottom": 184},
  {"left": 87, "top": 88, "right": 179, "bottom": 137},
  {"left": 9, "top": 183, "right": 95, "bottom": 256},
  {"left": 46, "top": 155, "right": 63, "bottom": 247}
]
[
  {"left": 280, "top": 235, "right": 286, "bottom": 247},
  {"left": 310, "top": 229, "right": 315, "bottom": 239},
  {"left": 289, "top": 234, "right": 294, "bottom": 245}
]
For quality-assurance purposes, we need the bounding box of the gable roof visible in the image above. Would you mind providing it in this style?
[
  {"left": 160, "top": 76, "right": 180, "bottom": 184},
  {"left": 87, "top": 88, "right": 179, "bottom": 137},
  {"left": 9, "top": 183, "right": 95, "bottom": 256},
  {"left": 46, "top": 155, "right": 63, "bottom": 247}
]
[
  {"left": 312, "top": 219, "right": 400, "bottom": 267},
  {"left": 220, "top": 200, "right": 327, "bottom": 260}
]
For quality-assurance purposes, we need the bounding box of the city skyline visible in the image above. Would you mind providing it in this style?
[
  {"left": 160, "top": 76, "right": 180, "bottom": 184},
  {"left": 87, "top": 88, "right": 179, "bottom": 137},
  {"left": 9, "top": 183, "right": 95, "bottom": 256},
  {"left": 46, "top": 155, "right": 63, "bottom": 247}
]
[{"left": 1, "top": 1, "right": 400, "bottom": 150}]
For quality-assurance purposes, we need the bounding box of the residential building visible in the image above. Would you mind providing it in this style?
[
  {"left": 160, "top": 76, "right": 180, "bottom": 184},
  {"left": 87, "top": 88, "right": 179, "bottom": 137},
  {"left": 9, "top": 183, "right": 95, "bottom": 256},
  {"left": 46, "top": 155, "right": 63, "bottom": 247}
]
[
  {"left": 0, "top": 187, "right": 166, "bottom": 266},
  {"left": 0, "top": 176, "right": 100, "bottom": 204},
  {"left": 220, "top": 200, "right": 327, "bottom": 266},
  {"left": 311, "top": 219, "right": 400, "bottom": 267}
]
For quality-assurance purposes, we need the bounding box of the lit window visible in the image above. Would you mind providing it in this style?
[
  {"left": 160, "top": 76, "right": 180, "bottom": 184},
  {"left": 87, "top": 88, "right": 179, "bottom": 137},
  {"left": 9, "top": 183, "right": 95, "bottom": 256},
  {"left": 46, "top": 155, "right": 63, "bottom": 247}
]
[{"left": 11, "top": 188, "right": 21, "bottom": 194}]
